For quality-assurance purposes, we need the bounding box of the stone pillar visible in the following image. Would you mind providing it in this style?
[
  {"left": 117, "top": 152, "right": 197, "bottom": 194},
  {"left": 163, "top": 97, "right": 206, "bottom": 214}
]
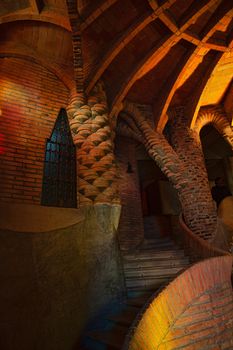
[
  {"left": 168, "top": 106, "right": 217, "bottom": 239},
  {"left": 67, "top": 82, "right": 120, "bottom": 205}
]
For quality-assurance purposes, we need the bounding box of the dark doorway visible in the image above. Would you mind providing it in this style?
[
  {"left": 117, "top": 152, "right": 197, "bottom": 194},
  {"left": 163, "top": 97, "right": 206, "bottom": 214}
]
[{"left": 200, "top": 124, "right": 233, "bottom": 193}]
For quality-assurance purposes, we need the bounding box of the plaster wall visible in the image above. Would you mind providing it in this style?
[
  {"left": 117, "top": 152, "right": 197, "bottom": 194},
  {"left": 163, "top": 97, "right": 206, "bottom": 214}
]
[{"left": 0, "top": 203, "right": 124, "bottom": 350}]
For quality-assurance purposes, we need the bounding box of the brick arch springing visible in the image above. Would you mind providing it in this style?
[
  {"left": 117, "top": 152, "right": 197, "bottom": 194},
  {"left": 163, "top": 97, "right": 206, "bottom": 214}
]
[{"left": 194, "top": 105, "right": 233, "bottom": 148}]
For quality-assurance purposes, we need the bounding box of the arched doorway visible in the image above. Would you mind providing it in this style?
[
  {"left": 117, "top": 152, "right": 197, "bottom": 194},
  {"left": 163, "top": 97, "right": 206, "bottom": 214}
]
[
  {"left": 200, "top": 124, "right": 233, "bottom": 193},
  {"left": 200, "top": 124, "right": 233, "bottom": 250},
  {"left": 136, "top": 144, "right": 181, "bottom": 239}
]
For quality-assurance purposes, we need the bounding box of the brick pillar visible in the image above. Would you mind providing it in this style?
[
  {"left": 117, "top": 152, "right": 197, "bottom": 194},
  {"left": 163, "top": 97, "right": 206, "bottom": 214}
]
[
  {"left": 115, "top": 135, "right": 144, "bottom": 250},
  {"left": 168, "top": 106, "right": 217, "bottom": 239},
  {"left": 66, "top": 82, "right": 120, "bottom": 205}
]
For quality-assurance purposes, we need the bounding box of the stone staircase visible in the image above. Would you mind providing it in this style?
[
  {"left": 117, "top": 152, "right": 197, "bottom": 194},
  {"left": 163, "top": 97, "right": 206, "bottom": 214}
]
[
  {"left": 80, "top": 230, "right": 190, "bottom": 349},
  {"left": 123, "top": 237, "right": 190, "bottom": 293}
]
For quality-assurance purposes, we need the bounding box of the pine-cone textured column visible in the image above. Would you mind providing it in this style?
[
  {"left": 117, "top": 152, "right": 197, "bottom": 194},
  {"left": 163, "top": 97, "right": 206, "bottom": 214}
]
[{"left": 67, "top": 83, "right": 120, "bottom": 205}]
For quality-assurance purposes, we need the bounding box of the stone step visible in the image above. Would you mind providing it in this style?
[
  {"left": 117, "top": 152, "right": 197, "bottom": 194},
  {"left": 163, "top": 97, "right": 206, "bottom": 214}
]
[
  {"left": 86, "top": 325, "right": 128, "bottom": 350},
  {"left": 123, "top": 250, "right": 185, "bottom": 261},
  {"left": 107, "top": 305, "right": 140, "bottom": 327},
  {"left": 124, "top": 265, "right": 186, "bottom": 278},
  {"left": 125, "top": 276, "right": 173, "bottom": 289},
  {"left": 83, "top": 231, "right": 190, "bottom": 349},
  {"left": 141, "top": 237, "right": 172, "bottom": 243},
  {"left": 124, "top": 257, "right": 190, "bottom": 269},
  {"left": 139, "top": 242, "right": 177, "bottom": 250}
]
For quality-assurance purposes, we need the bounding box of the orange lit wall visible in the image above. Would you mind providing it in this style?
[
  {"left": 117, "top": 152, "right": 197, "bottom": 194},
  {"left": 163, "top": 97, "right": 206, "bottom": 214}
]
[{"left": 0, "top": 57, "right": 69, "bottom": 204}]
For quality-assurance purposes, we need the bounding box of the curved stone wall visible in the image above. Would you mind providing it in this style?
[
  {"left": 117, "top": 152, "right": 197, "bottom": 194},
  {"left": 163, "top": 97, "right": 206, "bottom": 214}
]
[{"left": 0, "top": 204, "right": 123, "bottom": 350}]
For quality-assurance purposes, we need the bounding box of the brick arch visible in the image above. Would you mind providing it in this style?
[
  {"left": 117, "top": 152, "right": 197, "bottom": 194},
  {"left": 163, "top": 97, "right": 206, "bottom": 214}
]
[
  {"left": 194, "top": 106, "right": 233, "bottom": 148},
  {"left": 0, "top": 50, "right": 75, "bottom": 91},
  {"left": 0, "top": 14, "right": 70, "bottom": 31}
]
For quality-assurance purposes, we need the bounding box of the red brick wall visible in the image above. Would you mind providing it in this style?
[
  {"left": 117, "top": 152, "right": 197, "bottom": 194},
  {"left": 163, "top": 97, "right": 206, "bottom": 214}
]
[
  {"left": 115, "top": 135, "right": 144, "bottom": 250},
  {"left": 0, "top": 57, "right": 69, "bottom": 205}
]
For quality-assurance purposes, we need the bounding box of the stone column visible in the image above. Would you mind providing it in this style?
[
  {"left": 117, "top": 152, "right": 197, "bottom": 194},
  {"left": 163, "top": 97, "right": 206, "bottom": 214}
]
[
  {"left": 168, "top": 106, "right": 217, "bottom": 239},
  {"left": 67, "top": 82, "right": 120, "bottom": 205}
]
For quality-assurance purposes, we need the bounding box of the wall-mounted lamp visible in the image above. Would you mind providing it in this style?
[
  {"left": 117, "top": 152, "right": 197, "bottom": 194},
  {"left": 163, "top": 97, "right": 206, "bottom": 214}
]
[{"left": 126, "top": 162, "right": 133, "bottom": 173}]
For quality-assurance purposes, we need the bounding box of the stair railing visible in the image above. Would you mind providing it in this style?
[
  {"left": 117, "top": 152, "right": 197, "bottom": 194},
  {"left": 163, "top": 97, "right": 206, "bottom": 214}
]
[{"left": 179, "top": 214, "right": 231, "bottom": 262}]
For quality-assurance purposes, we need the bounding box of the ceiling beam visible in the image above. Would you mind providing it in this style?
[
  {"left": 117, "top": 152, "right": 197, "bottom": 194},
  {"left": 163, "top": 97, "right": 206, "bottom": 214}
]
[
  {"left": 226, "top": 22, "right": 233, "bottom": 48},
  {"left": 148, "top": 0, "right": 177, "bottom": 12},
  {"left": 187, "top": 51, "right": 224, "bottom": 128},
  {"left": 159, "top": 10, "right": 178, "bottom": 32},
  {"left": 199, "top": 0, "right": 233, "bottom": 41},
  {"left": 154, "top": 1, "right": 233, "bottom": 131},
  {"left": 86, "top": 1, "right": 180, "bottom": 94},
  {"left": 29, "top": 0, "right": 44, "bottom": 14},
  {"left": 182, "top": 31, "right": 226, "bottom": 51},
  {"left": 86, "top": 0, "right": 180, "bottom": 94},
  {"left": 148, "top": 0, "right": 159, "bottom": 11},
  {"left": 81, "top": 0, "right": 118, "bottom": 30},
  {"left": 109, "top": 34, "right": 180, "bottom": 118},
  {"left": 109, "top": 0, "right": 219, "bottom": 116},
  {"left": 154, "top": 45, "right": 198, "bottom": 131},
  {"left": 85, "top": 11, "right": 156, "bottom": 94},
  {"left": 177, "top": 0, "right": 216, "bottom": 31}
]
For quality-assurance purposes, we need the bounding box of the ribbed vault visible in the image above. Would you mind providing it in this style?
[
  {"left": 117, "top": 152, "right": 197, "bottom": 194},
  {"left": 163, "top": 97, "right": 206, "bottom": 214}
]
[{"left": 1, "top": 0, "right": 233, "bottom": 128}]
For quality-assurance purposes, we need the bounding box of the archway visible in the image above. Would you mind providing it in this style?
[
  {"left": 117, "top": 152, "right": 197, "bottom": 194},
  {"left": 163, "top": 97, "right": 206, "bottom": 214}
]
[
  {"left": 200, "top": 124, "right": 233, "bottom": 194},
  {"left": 136, "top": 144, "right": 181, "bottom": 239},
  {"left": 200, "top": 123, "right": 233, "bottom": 250}
]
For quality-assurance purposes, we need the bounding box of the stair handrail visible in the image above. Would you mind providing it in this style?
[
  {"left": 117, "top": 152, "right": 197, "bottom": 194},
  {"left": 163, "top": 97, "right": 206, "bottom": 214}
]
[{"left": 179, "top": 213, "right": 231, "bottom": 261}]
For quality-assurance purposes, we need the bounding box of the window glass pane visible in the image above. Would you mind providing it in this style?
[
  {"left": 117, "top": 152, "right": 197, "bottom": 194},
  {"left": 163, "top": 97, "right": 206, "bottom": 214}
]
[{"left": 41, "top": 108, "right": 77, "bottom": 208}]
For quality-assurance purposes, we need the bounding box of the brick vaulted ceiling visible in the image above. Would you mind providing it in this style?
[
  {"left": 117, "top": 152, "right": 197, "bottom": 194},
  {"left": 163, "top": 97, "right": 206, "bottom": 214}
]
[{"left": 1, "top": 0, "right": 233, "bottom": 129}]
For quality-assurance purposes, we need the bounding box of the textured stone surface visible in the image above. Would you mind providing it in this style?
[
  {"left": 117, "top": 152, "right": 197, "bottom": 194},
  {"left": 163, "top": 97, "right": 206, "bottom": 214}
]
[
  {"left": 67, "top": 82, "right": 120, "bottom": 205},
  {"left": 0, "top": 204, "right": 124, "bottom": 350},
  {"left": 0, "top": 202, "right": 84, "bottom": 232}
]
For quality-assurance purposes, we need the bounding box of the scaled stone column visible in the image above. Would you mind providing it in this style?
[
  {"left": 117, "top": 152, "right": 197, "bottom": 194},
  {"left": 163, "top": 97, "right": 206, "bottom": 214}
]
[{"left": 67, "top": 82, "right": 120, "bottom": 205}]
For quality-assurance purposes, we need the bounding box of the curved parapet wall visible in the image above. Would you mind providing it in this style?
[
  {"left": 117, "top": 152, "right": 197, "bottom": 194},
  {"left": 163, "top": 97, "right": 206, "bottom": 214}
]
[
  {"left": 178, "top": 213, "right": 230, "bottom": 261},
  {"left": 0, "top": 202, "right": 84, "bottom": 232},
  {"left": 125, "top": 255, "right": 233, "bottom": 350},
  {"left": 0, "top": 203, "right": 123, "bottom": 350},
  {"left": 218, "top": 196, "right": 233, "bottom": 250}
]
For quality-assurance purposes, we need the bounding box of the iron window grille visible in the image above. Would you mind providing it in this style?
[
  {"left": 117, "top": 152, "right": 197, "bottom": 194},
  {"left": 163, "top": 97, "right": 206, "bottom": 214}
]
[{"left": 41, "top": 108, "right": 77, "bottom": 208}]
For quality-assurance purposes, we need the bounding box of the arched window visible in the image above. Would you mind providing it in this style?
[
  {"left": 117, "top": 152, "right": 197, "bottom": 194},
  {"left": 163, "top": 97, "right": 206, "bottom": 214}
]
[{"left": 41, "top": 108, "right": 77, "bottom": 208}]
